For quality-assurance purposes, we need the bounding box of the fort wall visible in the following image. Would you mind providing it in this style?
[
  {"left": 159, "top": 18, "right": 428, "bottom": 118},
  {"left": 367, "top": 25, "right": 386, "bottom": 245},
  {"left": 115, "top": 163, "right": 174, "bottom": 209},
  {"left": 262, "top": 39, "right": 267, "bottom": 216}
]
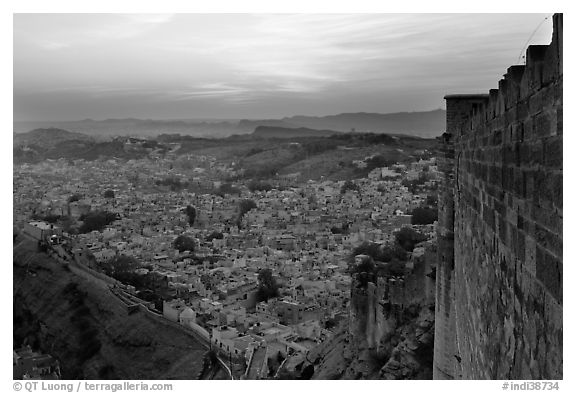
[{"left": 435, "top": 14, "right": 562, "bottom": 379}]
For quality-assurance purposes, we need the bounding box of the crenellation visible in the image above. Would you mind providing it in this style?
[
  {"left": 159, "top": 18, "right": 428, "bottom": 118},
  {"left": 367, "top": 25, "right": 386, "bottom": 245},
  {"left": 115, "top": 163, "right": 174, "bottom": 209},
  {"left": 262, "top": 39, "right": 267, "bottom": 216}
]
[{"left": 436, "top": 13, "right": 562, "bottom": 380}]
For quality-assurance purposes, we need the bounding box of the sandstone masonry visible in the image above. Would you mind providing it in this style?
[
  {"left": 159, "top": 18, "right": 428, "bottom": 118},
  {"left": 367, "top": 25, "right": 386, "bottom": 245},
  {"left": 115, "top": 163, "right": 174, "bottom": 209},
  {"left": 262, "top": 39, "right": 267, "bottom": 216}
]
[{"left": 434, "top": 14, "right": 562, "bottom": 380}]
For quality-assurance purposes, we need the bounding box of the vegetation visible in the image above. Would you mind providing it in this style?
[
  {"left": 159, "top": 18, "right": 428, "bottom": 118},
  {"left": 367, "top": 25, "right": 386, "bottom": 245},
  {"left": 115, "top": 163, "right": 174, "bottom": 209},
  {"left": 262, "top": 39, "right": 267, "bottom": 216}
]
[
  {"left": 364, "top": 154, "right": 397, "bottom": 171},
  {"left": 349, "top": 241, "right": 407, "bottom": 264},
  {"left": 237, "top": 199, "right": 257, "bottom": 228},
  {"left": 300, "top": 139, "right": 339, "bottom": 156},
  {"left": 78, "top": 211, "right": 118, "bottom": 233},
  {"left": 239, "top": 199, "right": 257, "bottom": 215},
  {"left": 248, "top": 180, "right": 273, "bottom": 192},
  {"left": 425, "top": 193, "right": 438, "bottom": 207},
  {"left": 42, "top": 214, "right": 61, "bottom": 223},
  {"left": 242, "top": 166, "right": 282, "bottom": 180},
  {"left": 68, "top": 193, "right": 82, "bottom": 203},
  {"left": 330, "top": 223, "right": 349, "bottom": 234},
  {"left": 409, "top": 206, "right": 438, "bottom": 225},
  {"left": 340, "top": 180, "right": 360, "bottom": 194},
  {"left": 155, "top": 177, "right": 188, "bottom": 191},
  {"left": 214, "top": 182, "right": 241, "bottom": 196},
  {"left": 184, "top": 205, "right": 196, "bottom": 226},
  {"left": 347, "top": 227, "right": 427, "bottom": 283},
  {"left": 100, "top": 255, "right": 139, "bottom": 283},
  {"left": 174, "top": 235, "right": 196, "bottom": 253},
  {"left": 256, "top": 268, "right": 279, "bottom": 302},
  {"left": 395, "top": 227, "right": 427, "bottom": 252},
  {"left": 206, "top": 231, "right": 224, "bottom": 242}
]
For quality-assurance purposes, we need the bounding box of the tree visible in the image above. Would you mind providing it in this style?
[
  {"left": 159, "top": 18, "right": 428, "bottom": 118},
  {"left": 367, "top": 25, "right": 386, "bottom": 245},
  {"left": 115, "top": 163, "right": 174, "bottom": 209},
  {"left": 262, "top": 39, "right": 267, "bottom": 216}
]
[
  {"left": 237, "top": 199, "right": 257, "bottom": 229},
  {"left": 206, "top": 231, "right": 224, "bottom": 242},
  {"left": 215, "top": 183, "right": 241, "bottom": 196},
  {"left": 349, "top": 242, "right": 381, "bottom": 262},
  {"left": 256, "top": 268, "right": 279, "bottom": 302},
  {"left": 395, "top": 227, "right": 427, "bottom": 252},
  {"left": 379, "top": 243, "right": 408, "bottom": 262},
  {"left": 248, "top": 180, "right": 273, "bottom": 192},
  {"left": 174, "top": 235, "right": 195, "bottom": 253},
  {"left": 239, "top": 199, "right": 257, "bottom": 215},
  {"left": 106, "top": 255, "right": 138, "bottom": 279},
  {"left": 425, "top": 193, "right": 438, "bottom": 207},
  {"left": 79, "top": 211, "right": 117, "bottom": 233},
  {"left": 340, "top": 180, "right": 360, "bottom": 194},
  {"left": 43, "top": 214, "right": 61, "bottom": 223},
  {"left": 365, "top": 154, "right": 396, "bottom": 171},
  {"left": 68, "top": 193, "right": 82, "bottom": 203},
  {"left": 410, "top": 207, "right": 438, "bottom": 225},
  {"left": 103, "top": 189, "right": 115, "bottom": 198},
  {"left": 184, "top": 205, "right": 196, "bottom": 226}
]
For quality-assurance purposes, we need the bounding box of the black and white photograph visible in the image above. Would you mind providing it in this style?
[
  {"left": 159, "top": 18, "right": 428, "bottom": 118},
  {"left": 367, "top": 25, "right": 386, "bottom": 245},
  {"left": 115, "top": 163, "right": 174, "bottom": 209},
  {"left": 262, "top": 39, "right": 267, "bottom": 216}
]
[{"left": 10, "top": 4, "right": 564, "bottom": 387}]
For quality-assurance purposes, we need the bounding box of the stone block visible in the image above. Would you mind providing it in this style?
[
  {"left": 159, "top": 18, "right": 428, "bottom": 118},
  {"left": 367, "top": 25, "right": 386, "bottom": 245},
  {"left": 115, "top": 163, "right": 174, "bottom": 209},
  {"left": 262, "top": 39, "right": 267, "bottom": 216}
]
[
  {"left": 534, "top": 112, "right": 552, "bottom": 138},
  {"left": 556, "top": 107, "right": 562, "bottom": 135},
  {"left": 543, "top": 136, "right": 562, "bottom": 170},
  {"left": 535, "top": 247, "right": 562, "bottom": 303}
]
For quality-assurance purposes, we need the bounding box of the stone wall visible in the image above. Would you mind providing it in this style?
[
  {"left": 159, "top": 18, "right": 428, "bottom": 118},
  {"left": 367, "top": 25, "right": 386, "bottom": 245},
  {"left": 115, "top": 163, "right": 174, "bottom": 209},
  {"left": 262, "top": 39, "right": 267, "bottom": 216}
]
[{"left": 435, "top": 14, "right": 562, "bottom": 380}]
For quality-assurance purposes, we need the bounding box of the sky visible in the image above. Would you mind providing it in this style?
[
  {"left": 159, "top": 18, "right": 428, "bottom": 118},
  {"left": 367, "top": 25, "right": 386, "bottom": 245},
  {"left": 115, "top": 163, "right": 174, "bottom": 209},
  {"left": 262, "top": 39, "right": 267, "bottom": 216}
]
[{"left": 13, "top": 13, "right": 554, "bottom": 121}]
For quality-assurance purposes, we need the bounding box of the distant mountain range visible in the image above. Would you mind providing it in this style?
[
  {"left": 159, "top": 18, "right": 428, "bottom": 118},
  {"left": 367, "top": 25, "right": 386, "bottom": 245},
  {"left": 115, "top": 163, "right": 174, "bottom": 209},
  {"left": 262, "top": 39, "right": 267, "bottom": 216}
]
[
  {"left": 14, "top": 109, "right": 446, "bottom": 139},
  {"left": 252, "top": 126, "right": 340, "bottom": 138},
  {"left": 238, "top": 109, "right": 446, "bottom": 138}
]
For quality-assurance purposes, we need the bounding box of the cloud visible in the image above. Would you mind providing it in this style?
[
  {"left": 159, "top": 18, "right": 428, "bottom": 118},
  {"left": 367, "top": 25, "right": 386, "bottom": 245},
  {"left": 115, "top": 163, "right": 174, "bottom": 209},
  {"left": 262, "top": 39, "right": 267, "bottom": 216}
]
[
  {"left": 37, "top": 41, "right": 70, "bottom": 50},
  {"left": 14, "top": 13, "right": 554, "bottom": 120}
]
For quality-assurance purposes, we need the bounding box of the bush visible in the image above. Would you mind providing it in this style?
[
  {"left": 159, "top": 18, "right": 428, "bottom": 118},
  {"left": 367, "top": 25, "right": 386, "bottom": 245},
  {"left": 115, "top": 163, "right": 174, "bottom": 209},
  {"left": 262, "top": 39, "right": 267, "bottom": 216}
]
[
  {"left": 68, "top": 194, "right": 82, "bottom": 203},
  {"left": 256, "top": 268, "right": 279, "bottom": 302},
  {"left": 43, "top": 214, "right": 61, "bottom": 223},
  {"left": 365, "top": 155, "right": 396, "bottom": 171},
  {"left": 248, "top": 180, "right": 273, "bottom": 192},
  {"left": 215, "top": 183, "right": 241, "bottom": 196},
  {"left": 395, "top": 227, "right": 427, "bottom": 252},
  {"left": 237, "top": 199, "right": 257, "bottom": 228},
  {"left": 410, "top": 207, "right": 438, "bottom": 225},
  {"left": 206, "top": 231, "right": 224, "bottom": 242},
  {"left": 79, "top": 211, "right": 117, "bottom": 233},
  {"left": 174, "top": 235, "right": 195, "bottom": 253},
  {"left": 341, "top": 180, "right": 360, "bottom": 194},
  {"left": 103, "top": 189, "right": 115, "bottom": 198}
]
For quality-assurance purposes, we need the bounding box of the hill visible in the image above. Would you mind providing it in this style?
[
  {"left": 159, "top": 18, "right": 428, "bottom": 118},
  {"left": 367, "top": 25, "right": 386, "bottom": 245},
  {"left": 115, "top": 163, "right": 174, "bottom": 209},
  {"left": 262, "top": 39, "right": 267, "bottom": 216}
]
[
  {"left": 13, "top": 128, "right": 151, "bottom": 163},
  {"left": 252, "top": 126, "right": 340, "bottom": 138},
  {"left": 281, "top": 110, "right": 446, "bottom": 138},
  {"left": 13, "top": 127, "right": 94, "bottom": 149},
  {"left": 14, "top": 119, "right": 240, "bottom": 138},
  {"left": 15, "top": 110, "right": 445, "bottom": 139},
  {"left": 13, "top": 237, "right": 211, "bottom": 379}
]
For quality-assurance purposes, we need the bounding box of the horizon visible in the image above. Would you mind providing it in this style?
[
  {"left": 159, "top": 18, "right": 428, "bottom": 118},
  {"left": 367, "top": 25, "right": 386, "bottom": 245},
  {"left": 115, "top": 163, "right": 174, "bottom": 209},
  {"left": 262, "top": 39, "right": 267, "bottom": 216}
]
[
  {"left": 14, "top": 13, "right": 553, "bottom": 122},
  {"left": 14, "top": 107, "right": 447, "bottom": 124}
]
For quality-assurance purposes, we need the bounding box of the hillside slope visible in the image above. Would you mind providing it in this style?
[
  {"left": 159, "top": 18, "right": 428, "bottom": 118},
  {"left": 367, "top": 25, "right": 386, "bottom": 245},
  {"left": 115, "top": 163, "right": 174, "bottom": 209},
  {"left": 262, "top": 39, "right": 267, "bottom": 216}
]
[
  {"left": 252, "top": 126, "right": 340, "bottom": 138},
  {"left": 283, "top": 110, "right": 446, "bottom": 137},
  {"left": 13, "top": 128, "right": 94, "bottom": 149},
  {"left": 13, "top": 238, "right": 208, "bottom": 379}
]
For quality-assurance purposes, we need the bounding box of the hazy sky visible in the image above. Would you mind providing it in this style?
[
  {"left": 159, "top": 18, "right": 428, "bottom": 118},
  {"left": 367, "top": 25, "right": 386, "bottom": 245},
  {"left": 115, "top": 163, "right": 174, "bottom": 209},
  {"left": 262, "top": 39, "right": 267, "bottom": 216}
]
[{"left": 13, "top": 13, "right": 553, "bottom": 121}]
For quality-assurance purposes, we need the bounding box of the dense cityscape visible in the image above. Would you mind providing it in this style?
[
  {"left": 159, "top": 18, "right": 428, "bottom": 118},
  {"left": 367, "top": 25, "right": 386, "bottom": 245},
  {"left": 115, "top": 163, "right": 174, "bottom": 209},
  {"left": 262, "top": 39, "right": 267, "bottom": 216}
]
[
  {"left": 13, "top": 139, "right": 439, "bottom": 379},
  {"left": 13, "top": 12, "right": 562, "bottom": 384}
]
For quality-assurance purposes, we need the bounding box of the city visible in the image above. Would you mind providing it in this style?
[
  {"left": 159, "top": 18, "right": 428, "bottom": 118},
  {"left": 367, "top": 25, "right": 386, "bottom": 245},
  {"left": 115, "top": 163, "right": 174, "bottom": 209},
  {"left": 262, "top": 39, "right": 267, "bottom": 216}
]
[{"left": 12, "top": 12, "right": 562, "bottom": 384}]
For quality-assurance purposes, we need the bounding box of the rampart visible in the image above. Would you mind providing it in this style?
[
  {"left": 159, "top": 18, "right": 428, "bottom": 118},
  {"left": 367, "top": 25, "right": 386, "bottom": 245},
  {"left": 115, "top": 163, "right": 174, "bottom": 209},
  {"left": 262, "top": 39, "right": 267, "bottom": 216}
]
[{"left": 434, "top": 14, "right": 562, "bottom": 379}]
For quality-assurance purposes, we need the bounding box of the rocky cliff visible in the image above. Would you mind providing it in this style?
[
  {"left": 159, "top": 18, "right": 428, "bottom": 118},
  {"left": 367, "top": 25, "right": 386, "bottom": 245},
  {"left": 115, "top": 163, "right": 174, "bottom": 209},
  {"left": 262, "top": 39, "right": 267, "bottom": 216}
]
[{"left": 289, "top": 242, "right": 436, "bottom": 379}]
